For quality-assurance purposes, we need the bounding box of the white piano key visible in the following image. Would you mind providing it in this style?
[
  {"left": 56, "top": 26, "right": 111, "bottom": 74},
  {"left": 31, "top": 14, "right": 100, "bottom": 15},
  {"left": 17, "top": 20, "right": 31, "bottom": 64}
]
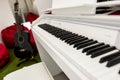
[
  {"left": 37, "top": 26, "right": 120, "bottom": 80},
  {"left": 71, "top": 49, "right": 119, "bottom": 79},
  {"left": 84, "top": 50, "right": 119, "bottom": 70},
  {"left": 50, "top": 34, "right": 119, "bottom": 80},
  {"left": 57, "top": 37, "right": 120, "bottom": 80},
  {"left": 98, "top": 70, "right": 120, "bottom": 80}
]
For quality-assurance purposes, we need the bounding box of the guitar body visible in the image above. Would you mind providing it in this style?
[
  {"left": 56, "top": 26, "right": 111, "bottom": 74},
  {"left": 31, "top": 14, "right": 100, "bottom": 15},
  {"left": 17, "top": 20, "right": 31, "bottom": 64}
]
[{"left": 14, "top": 30, "right": 33, "bottom": 59}]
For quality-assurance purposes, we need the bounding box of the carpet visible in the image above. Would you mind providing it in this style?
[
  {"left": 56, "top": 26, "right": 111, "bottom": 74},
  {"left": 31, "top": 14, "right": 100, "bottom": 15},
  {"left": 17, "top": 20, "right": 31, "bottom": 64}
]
[{"left": 0, "top": 49, "right": 41, "bottom": 80}]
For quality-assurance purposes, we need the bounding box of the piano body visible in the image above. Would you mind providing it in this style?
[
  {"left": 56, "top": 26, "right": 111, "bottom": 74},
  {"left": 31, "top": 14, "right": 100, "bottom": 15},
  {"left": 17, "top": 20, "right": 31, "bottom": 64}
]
[{"left": 32, "top": 1, "right": 120, "bottom": 80}]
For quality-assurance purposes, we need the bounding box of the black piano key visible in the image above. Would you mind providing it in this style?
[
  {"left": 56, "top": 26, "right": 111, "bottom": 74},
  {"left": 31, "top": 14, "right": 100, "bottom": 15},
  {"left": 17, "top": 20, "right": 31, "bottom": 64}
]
[
  {"left": 64, "top": 35, "right": 82, "bottom": 42},
  {"left": 44, "top": 28, "right": 61, "bottom": 33},
  {"left": 100, "top": 51, "right": 120, "bottom": 63},
  {"left": 75, "top": 39, "right": 93, "bottom": 49},
  {"left": 52, "top": 30, "right": 67, "bottom": 34},
  {"left": 56, "top": 32, "right": 72, "bottom": 38},
  {"left": 73, "top": 38, "right": 91, "bottom": 47},
  {"left": 91, "top": 46, "right": 116, "bottom": 58},
  {"left": 59, "top": 34, "right": 72, "bottom": 40},
  {"left": 76, "top": 40, "right": 98, "bottom": 49},
  {"left": 73, "top": 38, "right": 92, "bottom": 47},
  {"left": 60, "top": 34, "right": 75, "bottom": 40},
  {"left": 68, "top": 37, "right": 87, "bottom": 45},
  {"left": 82, "top": 43, "right": 105, "bottom": 53},
  {"left": 67, "top": 36, "right": 85, "bottom": 43},
  {"left": 54, "top": 31, "right": 68, "bottom": 36},
  {"left": 65, "top": 36, "right": 83, "bottom": 42},
  {"left": 57, "top": 31, "right": 72, "bottom": 36},
  {"left": 119, "top": 70, "right": 120, "bottom": 74},
  {"left": 49, "top": 28, "right": 62, "bottom": 32},
  {"left": 38, "top": 24, "right": 48, "bottom": 28},
  {"left": 86, "top": 44, "right": 110, "bottom": 55},
  {"left": 52, "top": 31, "right": 65, "bottom": 36},
  {"left": 106, "top": 55, "right": 120, "bottom": 67},
  {"left": 62, "top": 35, "right": 77, "bottom": 41}
]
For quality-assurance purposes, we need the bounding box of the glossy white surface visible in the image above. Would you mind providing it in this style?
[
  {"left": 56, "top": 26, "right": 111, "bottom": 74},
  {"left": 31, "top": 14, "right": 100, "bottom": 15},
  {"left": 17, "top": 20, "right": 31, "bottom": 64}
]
[{"left": 4, "top": 62, "right": 54, "bottom": 80}]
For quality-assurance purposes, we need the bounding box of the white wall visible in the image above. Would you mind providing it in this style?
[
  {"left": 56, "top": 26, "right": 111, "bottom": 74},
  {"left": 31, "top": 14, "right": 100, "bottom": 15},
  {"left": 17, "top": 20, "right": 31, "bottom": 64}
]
[
  {"left": 0, "top": 0, "right": 15, "bottom": 43},
  {"left": 9, "top": 0, "right": 35, "bottom": 20},
  {"left": 34, "top": 0, "right": 52, "bottom": 15},
  {"left": 52, "top": 0, "right": 97, "bottom": 8}
]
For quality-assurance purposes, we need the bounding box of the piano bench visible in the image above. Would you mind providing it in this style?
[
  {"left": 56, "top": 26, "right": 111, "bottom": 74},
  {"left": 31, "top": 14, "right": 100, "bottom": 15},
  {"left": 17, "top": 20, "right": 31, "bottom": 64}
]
[{"left": 3, "top": 62, "right": 54, "bottom": 80}]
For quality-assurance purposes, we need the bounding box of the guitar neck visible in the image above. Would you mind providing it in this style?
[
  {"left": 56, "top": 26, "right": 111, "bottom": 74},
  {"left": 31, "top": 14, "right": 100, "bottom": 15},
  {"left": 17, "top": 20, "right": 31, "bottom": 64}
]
[{"left": 14, "top": 1, "right": 22, "bottom": 35}]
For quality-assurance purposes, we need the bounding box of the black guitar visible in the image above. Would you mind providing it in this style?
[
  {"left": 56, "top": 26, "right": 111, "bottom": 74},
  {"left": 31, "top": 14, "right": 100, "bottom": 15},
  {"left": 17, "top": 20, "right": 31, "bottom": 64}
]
[{"left": 14, "top": 0, "right": 35, "bottom": 65}]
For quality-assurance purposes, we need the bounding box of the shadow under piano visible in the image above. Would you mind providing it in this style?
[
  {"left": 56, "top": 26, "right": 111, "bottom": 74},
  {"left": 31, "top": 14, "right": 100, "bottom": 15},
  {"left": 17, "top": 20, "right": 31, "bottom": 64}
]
[{"left": 31, "top": 1, "right": 120, "bottom": 80}]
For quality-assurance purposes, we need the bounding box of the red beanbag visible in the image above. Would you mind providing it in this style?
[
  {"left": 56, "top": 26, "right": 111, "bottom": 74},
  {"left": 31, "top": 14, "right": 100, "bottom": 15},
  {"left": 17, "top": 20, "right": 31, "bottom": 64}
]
[
  {"left": 1, "top": 25, "right": 17, "bottom": 48},
  {"left": 27, "top": 12, "right": 39, "bottom": 23},
  {"left": 1, "top": 25, "right": 29, "bottom": 48},
  {"left": 0, "top": 44, "right": 10, "bottom": 67}
]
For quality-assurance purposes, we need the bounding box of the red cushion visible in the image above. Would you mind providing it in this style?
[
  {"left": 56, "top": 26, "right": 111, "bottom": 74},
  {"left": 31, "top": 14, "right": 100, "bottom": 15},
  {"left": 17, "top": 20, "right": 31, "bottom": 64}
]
[
  {"left": 27, "top": 12, "right": 39, "bottom": 23},
  {"left": 1, "top": 25, "right": 17, "bottom": 48},
  {"left": 0, "top": 44, "right": 10, "bottom": 67},
  {"left": 1, "top": 25, "right": 29, "bottom": 48}
]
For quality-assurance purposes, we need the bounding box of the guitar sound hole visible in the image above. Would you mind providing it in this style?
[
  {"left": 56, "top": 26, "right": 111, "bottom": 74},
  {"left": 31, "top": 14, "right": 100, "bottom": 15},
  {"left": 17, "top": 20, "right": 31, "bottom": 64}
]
[
  {"left": 19, "top": 37, "right": 23, "bottom": 41},
  {"left": 18, "top": 37, "right": 24, "bottom": 43}
]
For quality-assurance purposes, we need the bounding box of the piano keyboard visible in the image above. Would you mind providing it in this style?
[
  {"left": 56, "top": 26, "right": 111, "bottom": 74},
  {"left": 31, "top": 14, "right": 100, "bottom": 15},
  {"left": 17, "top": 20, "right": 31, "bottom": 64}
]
[{"left": 38, "top": 23, "right": 120, "bottom": 80}]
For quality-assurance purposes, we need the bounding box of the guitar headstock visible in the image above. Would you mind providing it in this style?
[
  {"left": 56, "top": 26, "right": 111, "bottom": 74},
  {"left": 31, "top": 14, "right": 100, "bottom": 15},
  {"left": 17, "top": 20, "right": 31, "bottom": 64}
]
[
  {"left": 14, "top": 0, "right": 21, "bottom": 25},
  {"left": 14, "top": 0, "right": 19, "bottom": 12}
]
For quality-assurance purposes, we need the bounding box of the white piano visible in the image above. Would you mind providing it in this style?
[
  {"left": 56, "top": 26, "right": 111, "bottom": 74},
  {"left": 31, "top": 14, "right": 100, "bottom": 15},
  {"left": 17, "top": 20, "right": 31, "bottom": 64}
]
[{"left": 32, "top": 1, "right": 120, "bottom": 80}]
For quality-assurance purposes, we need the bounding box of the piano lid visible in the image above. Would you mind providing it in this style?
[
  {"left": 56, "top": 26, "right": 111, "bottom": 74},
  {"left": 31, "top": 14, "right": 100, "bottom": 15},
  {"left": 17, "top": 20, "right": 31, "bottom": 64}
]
[
  {"left": 42, "top": 0, "right": 120, "bottom": 16},
  {"left": 32, "top": 0, "right": 120, "bottom": 29}
]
